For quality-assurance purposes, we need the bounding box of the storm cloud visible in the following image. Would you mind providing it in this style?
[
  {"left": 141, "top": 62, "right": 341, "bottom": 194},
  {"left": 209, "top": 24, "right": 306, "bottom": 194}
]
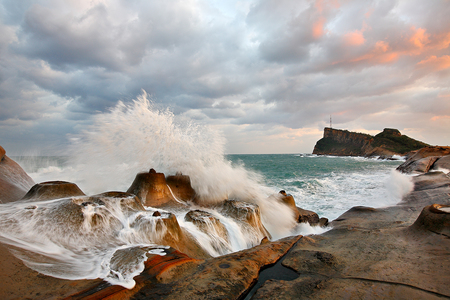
[{"left": 1, "top": 0, "right": 449, "bottom": 154}]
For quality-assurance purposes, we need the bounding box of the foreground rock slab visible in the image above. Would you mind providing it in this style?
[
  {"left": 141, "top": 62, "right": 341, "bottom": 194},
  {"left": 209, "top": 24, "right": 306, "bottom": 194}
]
[
  {"left": 251, "top": 174, "right": 450, "bottom": 299},
  {"left": 65, "top": 235, "right": 301, "bottom": 300}
]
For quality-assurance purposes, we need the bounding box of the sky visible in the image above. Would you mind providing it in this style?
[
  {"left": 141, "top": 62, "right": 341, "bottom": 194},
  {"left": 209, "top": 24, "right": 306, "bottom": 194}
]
[{"left": 0, "top": 0, "right": 449, "bottom": 155}]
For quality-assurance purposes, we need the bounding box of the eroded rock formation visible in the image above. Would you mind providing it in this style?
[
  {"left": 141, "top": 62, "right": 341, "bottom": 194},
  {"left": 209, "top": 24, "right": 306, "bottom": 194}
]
[
  {"left": 397, "top": 146, "right": 450, "bottom": 174},
  {"left": 0, "top": 145, "right": 35, "bottom": 203}
]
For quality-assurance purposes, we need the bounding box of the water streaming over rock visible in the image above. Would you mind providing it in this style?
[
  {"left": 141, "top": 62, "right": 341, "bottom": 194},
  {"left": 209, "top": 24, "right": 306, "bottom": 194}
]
[{"left": 0, "top": 93, "right": 300, "bottom": 288}]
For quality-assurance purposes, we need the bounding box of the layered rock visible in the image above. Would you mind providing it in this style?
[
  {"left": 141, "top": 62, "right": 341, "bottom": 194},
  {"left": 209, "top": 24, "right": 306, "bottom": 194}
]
[
  {"left": 22, "top": 181, "right": 85, "bottom": 201},
  {"left": 251, "top": 174, "right": 450, "bottom": 299},
  {"left": 0, "top": 146, "right": 35, "bottom": 203},
  {"left": 278, "top": 190, "right": 327, "bottom": 226},
  {"left": 313, "top": 128, "right": 428, "bottom": 157},
  {"left": 222, "top": 199, "right": 271, "bottom": 241},
  {"left": 397, "top": 146, "right": 450, "bottom": 174},
  {"left": 184, "top": 210, "right": 231, "bottom": 255}
]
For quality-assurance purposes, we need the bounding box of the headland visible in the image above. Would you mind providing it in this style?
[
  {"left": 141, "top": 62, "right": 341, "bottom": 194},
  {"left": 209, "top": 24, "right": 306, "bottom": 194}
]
[{"left": 313, "top": 127, "right": 429, "bottom": 158}]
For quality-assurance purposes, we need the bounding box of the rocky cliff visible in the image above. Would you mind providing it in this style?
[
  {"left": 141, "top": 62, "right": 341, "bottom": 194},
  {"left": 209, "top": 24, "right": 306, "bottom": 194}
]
[{"left": 312, "top": 127, "right": 429, "bottom": 157}]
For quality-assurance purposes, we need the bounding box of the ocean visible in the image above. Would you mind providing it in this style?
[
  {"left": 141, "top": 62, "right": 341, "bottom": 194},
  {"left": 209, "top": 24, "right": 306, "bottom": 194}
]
[{"left": 1, "top": 95, "right": 414, "bottom": 288}]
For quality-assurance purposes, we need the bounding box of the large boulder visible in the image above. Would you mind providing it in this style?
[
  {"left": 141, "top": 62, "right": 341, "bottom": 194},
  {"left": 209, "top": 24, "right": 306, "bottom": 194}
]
[
  {"left": 166, "top": 173, "right": 197, "bottom": 202},
  {"left": 432, "top": 155, "right": 450, "bottom": 172},
  {"left": 21, "top": 181, "right": 85, "bottom": 201},
  {"left": 127, "top": 169, "right": 179, "bottom": 208},
  {"left": 278, "top": 190, "right": 300, "bottom": 221},
  {"left": 0, "top": 146, "right": 35, "bottom": 203},
  {"left": 222, "top": 199, "right": 271, "bottom": 241},
  {"left": 397, "top": 146, "right": 450, "bottom": 174},
  {"left": 185, "top": 210, "right": 231, "bottom": 255},
  {"left": 411, "top": 204, "right": 450, "bottom": 236}
]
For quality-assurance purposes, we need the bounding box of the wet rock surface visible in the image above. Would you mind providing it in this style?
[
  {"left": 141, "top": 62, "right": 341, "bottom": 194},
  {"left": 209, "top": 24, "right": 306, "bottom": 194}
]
[
  {"left": 0, "top": 146, "right": 35, "bottom": 203},
  {"left": 2, "top": 147, "right": 450, "bottom": 299}
]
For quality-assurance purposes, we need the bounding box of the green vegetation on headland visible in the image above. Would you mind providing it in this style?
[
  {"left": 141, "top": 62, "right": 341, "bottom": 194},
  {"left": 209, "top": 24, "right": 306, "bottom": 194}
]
[{"left": 312, "top": 127, "right": 429, "bottom": 157}]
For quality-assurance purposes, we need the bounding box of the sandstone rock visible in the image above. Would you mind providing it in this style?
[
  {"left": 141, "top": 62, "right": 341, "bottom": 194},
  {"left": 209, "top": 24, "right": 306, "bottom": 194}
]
[
  {"left": 278, "top": 190, "right": 300, "bottom": 221},
  {"left": 0, "top": 148, "right": 35, "bottom": 203},
  {"left": 65, "top": 236, "right": 301, "bottom": 300},
  {"left": 131, "top": 212, "right": 211, "bottom": 259},
  {"left": 0, "top": 145, "right": 5, "bottom": 160},
  {"left": 411, "top": 204, "right": 450, "bottom": 236},
  {"left": 297, "top": 207, "right": 320, "bottom": 225},
  {"left": 166, "top": 173, "right": 197, "bottom": 202},
  {"left": 432, "top": 155, "right": 450, "bottom": 172},
  {"left": 184, "top": 210, "right": 230, "bottom": 255},
  {"left": 397, "top": 146, "right": 450, "bottom": 174},
  {"left": 21, "top": 181, "right": 85, "bottom": 201},
  {"left": 127, "top": 170, "right": 178, "bottom": 208},
  {"left": 222, "top": 199, "right": 271, "bottom": 240}
]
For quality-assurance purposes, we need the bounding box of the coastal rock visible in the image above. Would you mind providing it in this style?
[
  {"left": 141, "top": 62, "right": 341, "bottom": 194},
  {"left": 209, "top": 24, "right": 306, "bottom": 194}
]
[
  {"left": 278, "top": 190, "right": 300, "bottom": 221},
  {"left": 127, "top": 170, "right": 179, "bottom": 208},
  {"left": 21, "top": 181, "right": 85, "bottom": 201},
  {"left": 433, "top": 155, "right": 450, "bottom": 172},
  {"left": 0, "top": 147, "right": 35, "bottom": 203},
  {"left": 251, "top": 173, "right": 450, "bottom": 299},
  {"left": 411, "top": 204, "right": 450, "bottom": 236},
  {"left": 222, "top": 199, "right": 271, "bottom": 240},
  {"left": 313, "top": 127, "right": 428, "bottom": 157},
  {"left": 166, "top": 173, "right": 197, "bottom": 202},
  {"left": 64, "top": 236, "right": 301, "bottom": 300},
  {"left": 184, "top": 210, "right": 231, "bottom": 255},
  {"left": 297, "top": 207, "right": 320, "bottom": 225},
  {"left": 397, "top": 146, "right": 450, "bottom": 174}
]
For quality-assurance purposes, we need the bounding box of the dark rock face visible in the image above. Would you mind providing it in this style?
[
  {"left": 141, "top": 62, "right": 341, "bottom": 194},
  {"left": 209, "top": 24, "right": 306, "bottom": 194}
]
[
  {"left": 0, "top": 147, "right": 35, "bottom": 203},
  {"left": 22, "top": 181, "right": 85, "bottom": 201},
  {"left": 412, "top": 204, "right": 450, "bottom": 236},
  {"left": 297, "top": 207, "right": 320, "bottom": 225},
  {"left": 397, "top": 146, "right": 450, "bottom": 174},
  {"left": 313, "top": 127, "right": 428, "bottom": 157}
]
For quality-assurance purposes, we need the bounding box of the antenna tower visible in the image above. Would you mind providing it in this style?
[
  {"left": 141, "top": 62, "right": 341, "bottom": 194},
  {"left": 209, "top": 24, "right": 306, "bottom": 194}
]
[{"left": 330, "top": 115, "right": 332, "bottom": 128}]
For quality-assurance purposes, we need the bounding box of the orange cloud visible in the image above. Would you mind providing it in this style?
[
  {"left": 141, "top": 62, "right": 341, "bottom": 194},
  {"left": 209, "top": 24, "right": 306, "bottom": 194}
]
[
  {"left": 344, "top": 30, "right": 365, "bottom": 46},
  {"left": 312, "top": 16, "right": 326, "bottom": 38},
  {"left": 431, "top": 115, "right": 450, "bottom": 121},
  {"left": 347, "top": 40, "right": 399, "bottom": 64},
  {"left": 410, "top": 27, "right": 430, "bottom": 49},
  {"left": 417, "top": 55, "right": 450, "bottom": 71}
]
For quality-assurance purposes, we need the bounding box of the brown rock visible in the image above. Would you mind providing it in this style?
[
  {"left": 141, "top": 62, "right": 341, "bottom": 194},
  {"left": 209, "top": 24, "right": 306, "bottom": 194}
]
[
  {"left": 278, "top": 190, "right": 300, "bottom": 221},
  {"left": 184, "top": 210, "right": 230, "bottom": 254},
  {"left": 166, "top": 173, "right": 197, "bottom": 202},
  {"left": 127, "top": 170, "right": 177, "bottom": 207},
  {"left": 297, "top": 207, "right": 320, "bottom": 225},
  {"left": 0, "top": 149, "right": 35, "bottom": 203},
  {"left": 433, "top": 155, "right": 450, "bottom": 171},
  {"left": 0, "top": 242, "right": 102, "bottom": 300},
  {"left": 411, "top": 204, "right": 450, "bottom": 236},
  {"left": 397, "top": 146, "right": 450, "bottom": 174},
  {"left": 0, "top": 145, "right": 5, "bottom": 160},
  {"left": 21, "top": 181, "right": 85, "bottom": 201},
  {"left": 222, "top": 199, "right": 271, "bottom": 239}
]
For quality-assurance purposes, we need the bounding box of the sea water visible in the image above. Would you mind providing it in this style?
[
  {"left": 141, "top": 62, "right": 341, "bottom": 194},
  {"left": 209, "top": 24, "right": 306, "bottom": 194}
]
[{"left": 2, "top": 92, "right": 413, "bottom": 288}]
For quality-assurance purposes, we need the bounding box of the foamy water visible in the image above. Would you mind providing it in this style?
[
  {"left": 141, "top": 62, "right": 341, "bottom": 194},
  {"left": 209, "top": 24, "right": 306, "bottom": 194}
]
[{"left": 1, "top": 92, "right": 413, "bottom": 288}]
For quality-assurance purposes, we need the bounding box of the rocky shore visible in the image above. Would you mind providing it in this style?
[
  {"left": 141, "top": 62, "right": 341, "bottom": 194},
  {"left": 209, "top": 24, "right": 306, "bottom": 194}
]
[{"left": 1, "top": 145, "right": 450, "bottom": 299}]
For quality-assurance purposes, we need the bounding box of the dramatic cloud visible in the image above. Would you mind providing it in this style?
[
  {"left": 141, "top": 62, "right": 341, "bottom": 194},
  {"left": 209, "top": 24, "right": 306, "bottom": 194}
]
[{"left": 0, "top": 0, "right": 449, "bottom": 154}]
